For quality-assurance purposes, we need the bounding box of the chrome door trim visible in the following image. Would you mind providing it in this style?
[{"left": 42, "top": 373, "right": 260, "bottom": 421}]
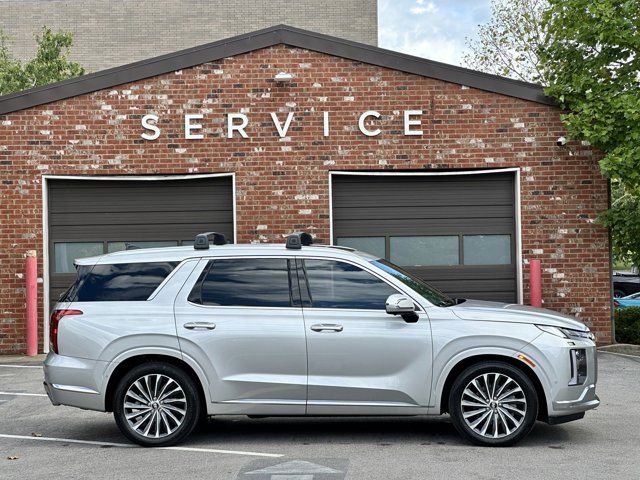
[
  {"left": 310, "top": 324, "right": 344, "bottom": 332},
  {"left": 183, "top": 322, "right": 216, "bottom": 330}
]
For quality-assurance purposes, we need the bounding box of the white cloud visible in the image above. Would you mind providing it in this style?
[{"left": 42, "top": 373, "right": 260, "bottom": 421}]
[
  {"left": 379, "top": 0, "right": 491, "bottom": 67},
  {"left": 410, "top": 1, "right": 437, "bottom": 15}
]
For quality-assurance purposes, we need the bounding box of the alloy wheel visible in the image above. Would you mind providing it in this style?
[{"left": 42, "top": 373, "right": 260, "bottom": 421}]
[
  {"left": 460, "top": 372, "right": 527, "bottom": 439},
  {"left": 123, "top": 374, "right": 187, "bottom": 438}
]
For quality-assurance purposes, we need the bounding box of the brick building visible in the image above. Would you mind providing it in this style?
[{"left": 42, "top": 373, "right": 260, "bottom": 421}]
[
  {"left": 0, "top": 0, "right": 377, "bottom": 72},
  {"left": 0, "top": 26, "right": 612, "bottom": 353}
]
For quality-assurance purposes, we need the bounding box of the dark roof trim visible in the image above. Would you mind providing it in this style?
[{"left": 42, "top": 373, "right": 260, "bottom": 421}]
[{"left": 0, "top": 25, "right": 555, "bottom": 115}]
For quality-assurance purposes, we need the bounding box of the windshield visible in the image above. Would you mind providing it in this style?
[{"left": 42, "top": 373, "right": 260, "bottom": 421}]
[{"left": 370, "top": 259, "right": 456, "bottom": 307}]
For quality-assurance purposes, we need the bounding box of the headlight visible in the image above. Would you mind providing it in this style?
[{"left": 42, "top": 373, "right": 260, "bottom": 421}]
[{"left": 536, "top": 324, "right": 595, "bottom": 341}]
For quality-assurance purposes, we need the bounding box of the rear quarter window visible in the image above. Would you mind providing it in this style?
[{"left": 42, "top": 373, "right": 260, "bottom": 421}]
[{"left": 67, "top": 262, "right": 179, "bottom": 302}]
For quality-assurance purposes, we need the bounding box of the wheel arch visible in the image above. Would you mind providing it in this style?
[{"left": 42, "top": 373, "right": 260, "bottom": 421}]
[
  {"left": 104, "top": 352, "right": 208, "bottom": 413},
  {"left": 437, "top": 353, "right": 548, "bottom": 421}
]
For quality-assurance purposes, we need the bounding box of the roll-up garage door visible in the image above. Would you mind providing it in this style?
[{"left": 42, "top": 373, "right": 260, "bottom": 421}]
[
  {"left": 47, "top": 176, "right": 233, "bottom": 303},
  {"left": 332, "top": 172, "right": 517, "bottom": 302}
]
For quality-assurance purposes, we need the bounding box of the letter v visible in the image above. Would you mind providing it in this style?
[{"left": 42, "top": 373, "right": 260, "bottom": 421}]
[{"left": 270, "top": 112, "right": 295, "bottom": 138}]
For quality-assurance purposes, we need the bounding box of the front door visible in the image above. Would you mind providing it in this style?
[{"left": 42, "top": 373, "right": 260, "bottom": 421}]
[
  {"left": 298, "top": 258, "right": 432, "bottom": 414},
  {"left": 174, "top": 257, "right": 307, "bottom": 415}
]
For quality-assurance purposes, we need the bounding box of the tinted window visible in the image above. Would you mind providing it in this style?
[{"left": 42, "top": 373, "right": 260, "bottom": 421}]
[
  {"left": 303, "top": 259, "right": 397, "bottom": 309},
  {"left": 70, "top": 262, "right": 178, "bottom": 301},
  {"left": 192, "top": 258, "right": 292, "bottom": 307},
  {"left": 371, "top": 259, "right": 456, "bottom": 307}
]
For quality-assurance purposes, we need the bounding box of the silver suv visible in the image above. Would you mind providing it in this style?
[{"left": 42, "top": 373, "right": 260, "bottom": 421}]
[{"left": 44, "top": 232, "right": 599, "bottom": 447}]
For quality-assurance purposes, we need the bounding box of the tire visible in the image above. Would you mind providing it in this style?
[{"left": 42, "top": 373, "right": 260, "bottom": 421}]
[
  {"left": 113, "top": 362, "right": 201, "bottom": 447},
  {"left": 448, "top": 361, "right": 538, "bottom": 447}
]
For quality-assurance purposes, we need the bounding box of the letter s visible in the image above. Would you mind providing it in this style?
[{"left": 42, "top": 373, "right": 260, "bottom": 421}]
[{"left": 141, "top": 114, "right": 160, "bottom": 140}]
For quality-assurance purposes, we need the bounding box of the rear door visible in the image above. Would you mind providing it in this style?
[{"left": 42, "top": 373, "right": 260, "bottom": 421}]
[
  {"left": 174, "top": 256, "right": 308, "bottom": 415},
  {"left": 298, "top": 257, "right": 432, "bottom": 414}
]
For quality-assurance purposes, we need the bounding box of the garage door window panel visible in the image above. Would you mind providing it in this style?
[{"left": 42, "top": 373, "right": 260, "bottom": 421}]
[
  {"left": 336, "top": 236, "right": 386, "bottom": 258},
  {"left": 303, "top": 259, "right": 398, "bottom": 310},
  {"left": 107, "top": 241, "right": 178, "bottom": 253},
  {"left": 463, "top": 235, "right": 512, "bottom": 265},
  {"left": 54, "top": 242, "right": 103, "bottom": 273},
  {"left": 390, "top": 236, "right": 459, "bottom": 266}
]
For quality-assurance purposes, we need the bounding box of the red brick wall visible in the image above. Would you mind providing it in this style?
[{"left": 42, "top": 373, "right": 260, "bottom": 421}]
[{"left": 0, "top": 45, "right": 612, "bottom": 353}]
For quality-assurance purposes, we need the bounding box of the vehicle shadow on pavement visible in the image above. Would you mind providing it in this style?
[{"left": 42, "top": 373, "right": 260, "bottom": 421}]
[{"left": 186, "top": 415, "right": 574, "bottom": 448}]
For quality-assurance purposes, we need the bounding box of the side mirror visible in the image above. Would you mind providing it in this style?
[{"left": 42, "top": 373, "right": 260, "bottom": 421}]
[{"left": 385, "top": 294, "right": 419, "bottom": 323}]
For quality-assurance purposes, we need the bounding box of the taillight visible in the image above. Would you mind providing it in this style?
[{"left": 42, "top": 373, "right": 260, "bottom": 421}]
[
  {"left": 613, "top": 300, "right": 620, "bottom": 308},
  {"left": 49, "top": 309, "right": 82, "bottom": 354}
]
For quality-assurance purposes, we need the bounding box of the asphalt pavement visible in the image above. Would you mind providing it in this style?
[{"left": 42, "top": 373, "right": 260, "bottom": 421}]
[{"left": 0, "top": 352, "right": 639, "bottom": 480}]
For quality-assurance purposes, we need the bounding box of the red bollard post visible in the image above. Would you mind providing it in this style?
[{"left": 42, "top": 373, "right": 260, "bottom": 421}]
[
  {"left": 530, "top": 259, "right": 542, "bottom": 308},
  {"left": 25, "top": 251, "right": 38, "bottom": 356}
]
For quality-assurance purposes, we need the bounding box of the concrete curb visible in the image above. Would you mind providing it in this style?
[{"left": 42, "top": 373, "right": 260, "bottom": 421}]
[
  {"left": 0, "top": 354, "right": 46, "bottom": 365},
  {"left": 598, "top": 343, "right": 640, "bottom": 357}
]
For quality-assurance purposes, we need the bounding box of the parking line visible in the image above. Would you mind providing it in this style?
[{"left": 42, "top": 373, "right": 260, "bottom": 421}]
[
  {"left": 0, "top": 391, "right": 48, "bottom": 397},
  {"left": 0, "top": 365, "right": 42, "bottom": 369},
  {"left": 0, "top": 433, "right": 283, "bottom": 457}
]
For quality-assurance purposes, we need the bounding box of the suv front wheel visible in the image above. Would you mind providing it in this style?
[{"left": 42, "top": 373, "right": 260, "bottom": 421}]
[
  {"left": 113, "top": 362, "right": 201, "bottom": 447},
  {"left": 448, "top": 361, "right": 538, "bottom": 447}
]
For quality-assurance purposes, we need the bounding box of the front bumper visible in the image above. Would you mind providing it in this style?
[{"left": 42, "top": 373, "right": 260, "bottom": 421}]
[
  {"left": 43, "top": 352, "right": 107, "bottom": 412},
  {"left": 521, "top": 333, "right": 599, "bottom": 422}
]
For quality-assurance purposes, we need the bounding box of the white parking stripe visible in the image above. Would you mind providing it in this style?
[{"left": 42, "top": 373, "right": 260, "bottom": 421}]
[
  {"left": 0, "top": 433, "right": 283, "bottom": 457},
  {"left": 0, "top": 365, "right": 43, "bottom": 369},
  {"left": 0, "top": 391, "right": 48, "bottom": 397}
]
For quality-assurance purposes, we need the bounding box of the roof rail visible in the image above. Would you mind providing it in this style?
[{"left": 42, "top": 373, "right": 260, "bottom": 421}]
[
  {"left": 316, "top": 244, "right": 356, "bottom": 252},
  {"left": 194, "top": 232, "right": 227, "bottom": 250},
  {"left": 285, "top": 232, "right": 313, "bottom": 250}
]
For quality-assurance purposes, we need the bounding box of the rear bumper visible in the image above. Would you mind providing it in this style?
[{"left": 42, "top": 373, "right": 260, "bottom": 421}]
[{"left": 43, "top": 352, "right": 107, "bottom": 411}]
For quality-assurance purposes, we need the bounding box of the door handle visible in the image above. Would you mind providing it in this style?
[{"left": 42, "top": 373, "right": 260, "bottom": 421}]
[
  {"left": 310, "top": 323, "right": 343, "bottom": 332},
  {"left": 183, "top": 322, "right": 216, "bottom": 330}
]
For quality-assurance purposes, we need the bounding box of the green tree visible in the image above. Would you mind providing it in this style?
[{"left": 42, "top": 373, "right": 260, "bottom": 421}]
[
  {"left": 463, "top": 0, "right": 549, "bottom": 83},
  {"left": 539, "top": 0, "right": 640, "bottom": 269},
  {"left": 0, "top": 26, "right": 84, "bottom": 96}
]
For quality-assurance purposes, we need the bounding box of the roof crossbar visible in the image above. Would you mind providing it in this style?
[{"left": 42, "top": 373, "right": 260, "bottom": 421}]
[
  {"left": 285, "top": 232, "right": 313, "bottom": 249},
  {"left": 194, "top": 232, "right": 227, "bottom": 250}
]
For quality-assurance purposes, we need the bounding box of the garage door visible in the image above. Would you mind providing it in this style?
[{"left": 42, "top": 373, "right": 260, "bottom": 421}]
[
  {"left": 48, "top": 176, "right": 234, "bottom": 303},
  {"left": 332, "top": 173, "right": 517, "bottom": 302}
]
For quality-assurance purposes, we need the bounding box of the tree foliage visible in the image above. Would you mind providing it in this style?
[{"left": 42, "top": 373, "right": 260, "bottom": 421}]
[
  {"left": 539, "top": 0, "right": 640, "bottom": 268},
  {"left": 463, "top": 0, "right": 549, "bottom": 83},
  {"left": 0, "top": 26, "right": 84, "bottom": 96}
]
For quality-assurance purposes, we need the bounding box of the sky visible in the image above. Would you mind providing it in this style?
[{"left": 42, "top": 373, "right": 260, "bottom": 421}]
[{"left": 378, "top": 0, "right": 492, "bottom": 67}]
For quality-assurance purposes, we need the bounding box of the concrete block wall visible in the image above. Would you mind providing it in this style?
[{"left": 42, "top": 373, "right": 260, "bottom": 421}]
[{"left": 0, "top": 0, "right": 377, "bottom": 72}]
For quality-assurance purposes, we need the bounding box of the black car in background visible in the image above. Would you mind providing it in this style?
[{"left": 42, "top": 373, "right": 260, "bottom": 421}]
[{"left": 613, "top": 270, "right": 640, "bottom": 298}]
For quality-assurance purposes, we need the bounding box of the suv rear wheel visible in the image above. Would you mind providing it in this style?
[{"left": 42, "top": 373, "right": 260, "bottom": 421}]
[
  {"left": 448, "top": 361, "right": 538, "bottom": 447},
  {"left": 113, "top": 362, "right": 201, "bottom": 447}
]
